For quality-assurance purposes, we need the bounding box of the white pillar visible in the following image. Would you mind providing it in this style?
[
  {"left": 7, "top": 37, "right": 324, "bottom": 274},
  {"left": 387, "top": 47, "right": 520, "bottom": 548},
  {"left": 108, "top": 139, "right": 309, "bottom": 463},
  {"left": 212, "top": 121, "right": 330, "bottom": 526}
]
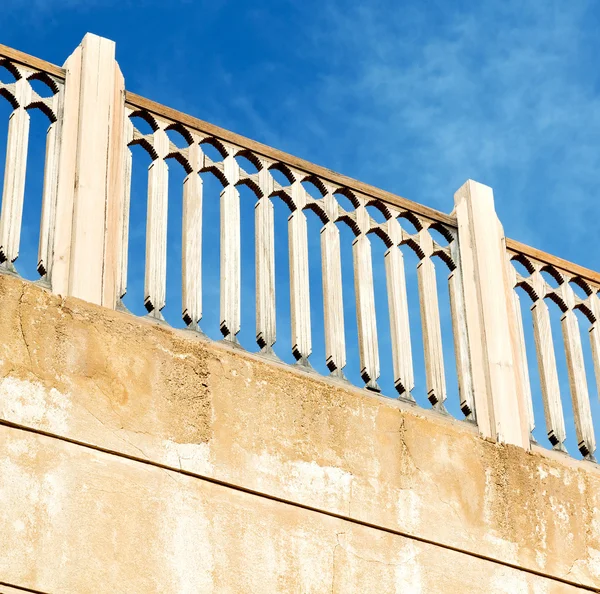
[
  {"left": 454, "top": 180, "right": 531, "bottom": 449},
  {"left": 52, "top": 33, "right": 127, "bottom": 308}
]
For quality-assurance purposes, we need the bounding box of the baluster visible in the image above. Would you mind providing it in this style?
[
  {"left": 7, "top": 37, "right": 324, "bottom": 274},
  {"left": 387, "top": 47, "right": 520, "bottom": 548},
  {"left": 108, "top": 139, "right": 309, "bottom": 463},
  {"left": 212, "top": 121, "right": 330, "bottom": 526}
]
[
  {"left": 589, "top": 294, "right": 600, "bottom": 406},
  {"left": 513, "top": 290, "right": 535, "bottom": 437},
  {"left": 386, "top": 246, "right": 414, "bottom": 397},
  {"left": 353, "top": 204, "right": 380, "bottom": 391},
  {"left": 448, "top": 236, "right": 475, "bottom": 418},
  {"left": 590, "top": 321, "right": 600, "bottom": 398},
  {"left": 144, "top": 124, "right": 169, "bottom": 318},
  {"left": 182, "top": 141, "right": 203, "bottom": 329},
  {"left": 289, "top": 180, "right": 311, "bottom": 365},
  {"left": 38, "top": 88, "right": 63, "bottom": 282},
  {"left": 385, "top": 216, "right": 413, "bottom": 398},
  {"left": 256, "top": 167, "right": 276, "bottom": 354},
  {"left": 322, "top": 219, "right": 346, "bottom": 377},
  {"left": 417, "top": 227, "right": 446, "bottom": 408},
  {"left": 319, "top": 186, "right": 345, "bottom": 376},
  {"left": 117, "top": 114, "right": 133, "bottom": 305},
  {"left": 560, "top": 282, "right": 596, "bottom": 459},
  {"left": 531, "top": 296, "right": 567, "bottom": 450},
  {"left": 0, "top": 75, "right": 32, "bottom": 271},
  {"left": 220, "top": 153, "right": 241, "bottom": 341},
  {"left": 505, "top": 259, "right": 534, "bottom": 436}
]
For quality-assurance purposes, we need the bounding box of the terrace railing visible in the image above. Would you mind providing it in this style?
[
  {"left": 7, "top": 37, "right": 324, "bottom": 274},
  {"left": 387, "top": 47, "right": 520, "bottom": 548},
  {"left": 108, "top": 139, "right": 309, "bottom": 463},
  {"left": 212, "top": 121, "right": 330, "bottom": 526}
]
[
  {"left": 507, "top": 239, "right": 600, "bottom": 459},
  {"left": 0, "top": 34, "right": 597, "bottom": 461},
  {"left": 0, "top": 39, "right": 64, "bottom": 283}
]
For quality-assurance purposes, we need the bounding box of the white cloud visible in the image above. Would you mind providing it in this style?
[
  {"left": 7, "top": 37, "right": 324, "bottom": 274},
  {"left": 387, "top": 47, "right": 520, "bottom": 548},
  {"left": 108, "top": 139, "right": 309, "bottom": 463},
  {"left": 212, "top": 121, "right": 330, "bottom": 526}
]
[{"left": 259, "top": 0, "right": 600, "bottom": 268}]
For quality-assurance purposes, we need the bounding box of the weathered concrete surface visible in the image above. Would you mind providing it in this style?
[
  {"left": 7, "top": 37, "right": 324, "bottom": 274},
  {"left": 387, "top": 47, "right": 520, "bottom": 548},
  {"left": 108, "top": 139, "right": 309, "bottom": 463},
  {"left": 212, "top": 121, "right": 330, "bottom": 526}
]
[
  {"left": 0, "top": 423, "right": 587, "bottom": 594},
  {"left": 0, "top": 273, "right": 599, "bottom": 592}
]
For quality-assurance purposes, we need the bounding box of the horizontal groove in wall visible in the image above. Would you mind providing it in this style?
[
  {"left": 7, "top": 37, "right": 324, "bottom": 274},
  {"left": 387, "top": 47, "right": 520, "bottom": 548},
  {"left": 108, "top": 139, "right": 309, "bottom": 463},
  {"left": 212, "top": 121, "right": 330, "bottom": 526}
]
[{"left": 0, "top": 418, "right": 597, "bottom": 593}]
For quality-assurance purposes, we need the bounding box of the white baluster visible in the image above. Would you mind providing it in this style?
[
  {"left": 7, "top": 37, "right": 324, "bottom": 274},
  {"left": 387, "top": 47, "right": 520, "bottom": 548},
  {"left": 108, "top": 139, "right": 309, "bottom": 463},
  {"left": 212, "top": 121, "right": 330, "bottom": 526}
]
[
  {"left": 590, "top": 321, "right": 600, "bottom": 403},
  {"left": 182, "top": 141, "right": 203, "bottom": 329},
  {"left": 417, "top": 228, "right": 446, "bottom": 408},
  {"left": 322, "top": 219, "right": 346, "bottom": 376},
  {"left": 256, "top": 167, "right": 275, "bottom": 353},
  {"left": 589, "top": 294, "right": 600, "bottom": 409},
  {"left": 385, "top": 216, "right": 413, "bottom": 398},
  {"left": 448, "top": 244, "right": 475, "bottom": 418},
  {"left": 531, "top": 296, "right": 567, "bottom": 450},
  {"left": 353, "top": 204, "right": 380, "bottom": 391},
  {"left": 504, "top": 260, "right": 534, "bottom": 435},
  {"left": 38, "top": 87, "right": 63, "bottom": 282},
  {"left": 561, "top": 282, "right": 596, "bottom": 459},
  {"left": 512, "top": 291, "right": 535, "bottom": 437},
  {"left": 117, "top": 114, "right": 133, "bottom": 305},
  {"left": 288, "top": 180, "right": 311, "bottom": 364},
  {"left": 144, "top": 124, "right": 169, "bottom": 318},
  {"left": 0, "top": 75, "right": 32, "bottom": 270},
  {"left": 220, "top": 153, "right": 240, "bottom": 341}
]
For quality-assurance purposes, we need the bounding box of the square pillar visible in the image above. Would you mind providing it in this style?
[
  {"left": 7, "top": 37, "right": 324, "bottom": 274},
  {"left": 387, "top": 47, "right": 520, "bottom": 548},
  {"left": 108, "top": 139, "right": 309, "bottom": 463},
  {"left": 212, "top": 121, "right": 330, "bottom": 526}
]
[
  {"left": 52, "top": 33, "right": 127, "bottom": 308},
  {"left": 455, "top": 180, "right": 531, "bottom": 449}
]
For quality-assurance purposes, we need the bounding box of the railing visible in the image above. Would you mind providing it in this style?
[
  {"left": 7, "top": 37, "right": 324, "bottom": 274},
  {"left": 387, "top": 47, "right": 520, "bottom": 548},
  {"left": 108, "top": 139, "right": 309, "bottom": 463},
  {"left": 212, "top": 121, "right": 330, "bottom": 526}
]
[
  {"left": 0, "top": 34, "right": 597, "bottom": 461},
  {"left": 0, "top": 43, "right": 64, "bottom": 282},
  {"left": 123, "top": 92, "right": 470, "bottom": 413},
  {"left": 507, "top": 239, "right": 600, "bottom": 460}
]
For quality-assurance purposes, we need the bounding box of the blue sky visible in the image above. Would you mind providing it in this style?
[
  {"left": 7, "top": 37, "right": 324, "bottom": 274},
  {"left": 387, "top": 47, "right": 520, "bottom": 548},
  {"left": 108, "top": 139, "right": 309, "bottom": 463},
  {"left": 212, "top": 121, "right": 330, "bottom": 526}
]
[{"left": 1, "top": 0, "right": 600, "bottom": 457}]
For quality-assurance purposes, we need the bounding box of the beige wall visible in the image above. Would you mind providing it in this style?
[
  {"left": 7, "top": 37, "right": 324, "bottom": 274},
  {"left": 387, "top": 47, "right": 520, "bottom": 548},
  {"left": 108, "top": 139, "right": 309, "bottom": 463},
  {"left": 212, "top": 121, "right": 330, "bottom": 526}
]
[{"left": 0, "top": 273, "right": 599, "bottom": 593}]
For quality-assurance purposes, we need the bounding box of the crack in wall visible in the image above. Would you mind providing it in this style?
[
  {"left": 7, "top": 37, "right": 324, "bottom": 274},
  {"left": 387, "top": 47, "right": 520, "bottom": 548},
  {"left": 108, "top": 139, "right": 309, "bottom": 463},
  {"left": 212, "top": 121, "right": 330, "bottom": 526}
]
[{"left": 17, "top": 285, "right": 33, "bottom": 367}]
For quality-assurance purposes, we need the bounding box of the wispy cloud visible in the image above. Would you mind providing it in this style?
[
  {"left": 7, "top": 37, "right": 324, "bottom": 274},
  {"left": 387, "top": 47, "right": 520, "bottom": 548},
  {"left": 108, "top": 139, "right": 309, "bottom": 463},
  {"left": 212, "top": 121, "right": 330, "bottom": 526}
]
[
  {"left": 290, "top": 1, "right": 595, "bottom": 256},
  {"left": 202, "top": 0, "right": 600, "bottom": 268}
]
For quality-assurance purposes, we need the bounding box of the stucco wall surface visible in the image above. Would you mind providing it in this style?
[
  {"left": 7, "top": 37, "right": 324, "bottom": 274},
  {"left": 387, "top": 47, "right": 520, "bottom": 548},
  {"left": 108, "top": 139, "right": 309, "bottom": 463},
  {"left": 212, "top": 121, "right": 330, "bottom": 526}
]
[
  {"left": 0, "top": 273, "right": 599, "bottom": 593},
  {"left": 0, "top": 424, "right": 589, "bottom": 594}
]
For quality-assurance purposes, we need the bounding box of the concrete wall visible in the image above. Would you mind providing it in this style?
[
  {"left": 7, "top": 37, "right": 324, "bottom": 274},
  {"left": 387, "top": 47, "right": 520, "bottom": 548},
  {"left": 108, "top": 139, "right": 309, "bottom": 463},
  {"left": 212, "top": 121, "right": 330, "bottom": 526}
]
[{"left": 0, "top": 273, "right": 599, "bottom": 593}]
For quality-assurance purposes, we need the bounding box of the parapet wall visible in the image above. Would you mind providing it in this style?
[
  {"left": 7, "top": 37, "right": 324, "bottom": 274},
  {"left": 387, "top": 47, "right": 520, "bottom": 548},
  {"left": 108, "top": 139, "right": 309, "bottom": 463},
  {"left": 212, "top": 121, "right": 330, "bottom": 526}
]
[{"left": 1, "top": 273, "right": 599, "bottom": 593}]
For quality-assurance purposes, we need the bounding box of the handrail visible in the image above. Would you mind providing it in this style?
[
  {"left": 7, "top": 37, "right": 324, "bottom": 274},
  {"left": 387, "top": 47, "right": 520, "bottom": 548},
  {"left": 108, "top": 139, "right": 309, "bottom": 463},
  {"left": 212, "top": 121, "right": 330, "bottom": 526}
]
[
  {"left": 125, "top": 91, "right": 456, "bottom": 227},
  {"left": 506, "top": 237, "right": 600, "bottom": 287},
  {"left": 0, "top": 43, "right": 65, "bottom": 79}
]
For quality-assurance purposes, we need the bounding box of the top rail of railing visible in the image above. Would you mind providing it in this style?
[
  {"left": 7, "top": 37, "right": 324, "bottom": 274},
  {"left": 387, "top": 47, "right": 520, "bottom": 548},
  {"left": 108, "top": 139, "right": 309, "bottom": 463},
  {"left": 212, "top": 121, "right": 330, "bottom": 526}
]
[
  {"left": 0, "top": 43, "right": 65, "bottom": 80},
  {"left": 125, "top": 91, "right": 456, "bottom": 228},
  {"left": 506, "top": 238, "right": 600, "bottom": 288},
  {"left": 3, "top": 40, "right": 598, "bottom": 289},
  {"left": 0, "top": 39, "right": 455, "bottom": 228}
]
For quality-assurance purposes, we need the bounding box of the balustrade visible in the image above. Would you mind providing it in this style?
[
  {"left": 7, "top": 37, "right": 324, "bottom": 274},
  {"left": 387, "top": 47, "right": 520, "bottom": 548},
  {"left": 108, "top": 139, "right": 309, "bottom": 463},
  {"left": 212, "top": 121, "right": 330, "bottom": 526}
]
[
  {"left": 0, "top": 47, "right": 64, "bottom": 282},
  {"left": 1, "top": 35, "right": 599, "bottom": 462},
  {"left": 123, "top": 98, "right": 467, "bottom": 406},
  {"left": 508, "top": 240, "right": 599, "bottom": 460}
]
